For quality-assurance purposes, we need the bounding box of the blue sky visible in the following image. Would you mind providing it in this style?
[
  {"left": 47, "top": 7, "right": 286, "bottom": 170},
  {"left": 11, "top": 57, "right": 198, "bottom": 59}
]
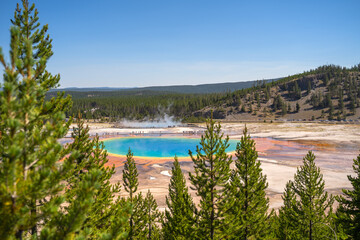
[{"left": 1, "top": 0, "right": 359, "bottom": 88}]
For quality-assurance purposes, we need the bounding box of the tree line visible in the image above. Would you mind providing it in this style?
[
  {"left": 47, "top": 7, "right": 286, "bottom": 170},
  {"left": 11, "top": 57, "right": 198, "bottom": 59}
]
[
  {"left": 51, "top": 64, "right": 360, "bottom": 122},
  {"left": 61, "top": 92, "right": 222, "bottom": 123},
  {"left": 218, "top": 65, "right": 360, "bottom": 119},
  {"left": 1, "top": 1, "right": 360, "bottom": 239}
]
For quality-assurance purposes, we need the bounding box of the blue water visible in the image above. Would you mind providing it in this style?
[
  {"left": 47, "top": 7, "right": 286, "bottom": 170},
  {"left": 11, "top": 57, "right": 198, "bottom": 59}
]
[{"left": 104, "top": 137, "right": 239, "bottom": 158}]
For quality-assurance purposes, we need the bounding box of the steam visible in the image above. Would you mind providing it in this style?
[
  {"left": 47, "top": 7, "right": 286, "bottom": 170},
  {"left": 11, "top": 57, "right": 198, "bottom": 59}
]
[{"left": 118, "top": 113, "right": 183, "bottom": 128}]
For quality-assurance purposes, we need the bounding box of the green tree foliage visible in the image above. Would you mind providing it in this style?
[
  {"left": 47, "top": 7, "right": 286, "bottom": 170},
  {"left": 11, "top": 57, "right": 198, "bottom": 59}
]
[
  {"left": 0, "top": 1, "right": 73, "bottom": 238},
  {"left": 281, "top": 103, "right": 288, "bottom": 116},
  {"left": 130, "top": 192, "right": 147, "bottom": 239},
  {"left": 122, "top": 151, "right": 162, "bottom": 240},
  {"left": 123, "top": 149, "right": 139, "bottom": 200},
  {"left": 189, "top": 117, "right": 232, "bottom": 239},
  {"left": 328, "top": 101, "right": 334, "bottom": 120},
  {"left": 289, "top": 81, "right": 301, "bottom": 99},
  {"left": 241, "top": 104, "right": 246, "bottom": 113},
  {"left": 225, "top": 127, "right": 269, "bottom": 239},
  {"left": 273, "top": 95, "right": 284, "bottom": 111},
  {"left": 338, "top": 91, "right": 345, "bottom": 113},
  {"left": 277, "top": 181, "right": 300, "bottom": 239},
  {"left": 279, "top": 151, "right": 335, "bottom": 239},
  {"left": 163, "top": 156, "right": 196, "bottom": 239},
  {"left": 59, "top": 117, "right": 129, "bottom": 239},
  {"left": 265, "top": 85, "right": 271, "bottom": 101},
  {"left": 324, "top": 93, "right": 332, "bottom": 108},
  {"left": 349, "top": 95, "right": 356, "bottom": 115},
  {"left": 144, "top": 190, "right": 162, "bottom": 239},
  {"left": 1, "top": 1, "right": 130, "bottom": 238},
  {"left": 324, "top": 74, "right": 329, "bottom": 86},
  {"left": 307, "top": 80, "right": 312, "bottom": 95},
  {"left": 46, "top": 64, "right": 360, "bottom": 122},
  {"left": 123, "top": 191, "right": 162, "bottom": 240},
  {"left": 336, "top": 153, "right": 360, "bottom": 239},
  {"left": 54, "top": 91, "right": 223, "bottom": 122},
  {"left": 122, "top": 148, "right": 139, "bottom": 239},
  {"left": 11, "top": 1, "right": 54, "bottom": 77}
]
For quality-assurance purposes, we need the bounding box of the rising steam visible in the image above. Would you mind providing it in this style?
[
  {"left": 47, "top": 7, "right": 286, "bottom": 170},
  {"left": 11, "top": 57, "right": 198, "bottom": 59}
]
[{"left": 118, "top": 113, "right": 183, "bottom": 128}]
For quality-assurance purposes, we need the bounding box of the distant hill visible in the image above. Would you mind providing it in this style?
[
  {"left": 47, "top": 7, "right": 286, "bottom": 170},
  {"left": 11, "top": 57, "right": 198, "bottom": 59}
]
[
  {"left": 54, "top": 79, "right": 277, "bottom": 95},
  {"left": 52, "top": 64, "right": 360, "bottom": 122},
  {"left": 195, "top": 64, "right": 360, "bottom": 122},
  {"left": 126, "top": 79, "right": 277, "bottom": 94},
  {"left": 52, "top": 87, "right": 130, "bottom": 92}
]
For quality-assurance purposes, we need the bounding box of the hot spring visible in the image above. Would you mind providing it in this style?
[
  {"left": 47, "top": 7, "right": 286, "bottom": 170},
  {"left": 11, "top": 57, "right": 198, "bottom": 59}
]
[{"left": 103, "top": 137, "right": 239, "bottom": 158}]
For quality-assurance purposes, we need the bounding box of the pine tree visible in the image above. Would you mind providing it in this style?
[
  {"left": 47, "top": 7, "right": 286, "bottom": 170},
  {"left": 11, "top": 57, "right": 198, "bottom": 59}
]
[
  {"left": 336, "top": 152, "right": 360, "bottom": 239},
  {"left": 125, "top": 190, "right": 162, "bottom": 240},
  {"left": 225, "top": 126, "right": 269, "bottom": 239},
  {"left": 265, "top": 86, "right": 270, "bottom": 101},
  {"left": 296, "top": 102, "right": 300, "bottom": 113},
  {"left": 328, "top": 100, "right": 334, "bottom": 120},
  {"left": 122, "top": 148, "right": 139, "bottom": 239},
  {"left": 266, "top": 210, "right": 280, "bottom": 239},
  {"left": 277, "top": 181, "right": 301, "bottom": 239},
  {"left": 324, "top": 74, "right": 329, "bottom": 86},
  {"left": 282, "top": 102, "right": 288, "bottom": 115},
  {"left": 145, "top": 190, "right": 162, "bottom": 239},
  {"left": 287, "top": 151, "right": 335, "bottom": 239},
  {"left": 189, "top": 117, "right": 232, "bottom": 239},
  {"left": 46, "top": 117, "right": 129, "bottom": 239},
  {"left": 0, "top": 1, "right": 72, "bottom": 238},
  {"left": 163, "top": 156, "right": 196, "bottom": 239},
  {"left": 0, "top": 2, "right": 129, "bottom": 238},
  {"left": 241, "top": 105, "right": 246, "bottom": 112},
  {"left": 122, "top": 152, "right": 162, "bottom": 240},
  {"left": 131, "top": 192, "right": 148, "bottom": 239},
  {"left": 87, "top": 131, "right": 129, "bottom": 240},
  {"left": 338, "top": 91, "right": 344, "bottom": 113},
  {"left": 307, "top": 80, "right": 312, "bottom": 95}
]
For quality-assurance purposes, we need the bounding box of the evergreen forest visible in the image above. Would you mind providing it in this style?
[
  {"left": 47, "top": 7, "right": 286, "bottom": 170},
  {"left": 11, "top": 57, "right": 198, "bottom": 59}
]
[
  {"left": 1, "top": 1, "right": 360, "bottom": 239},
  {"left": 47, "top": 65, "right": 360, "bottom": 123}
]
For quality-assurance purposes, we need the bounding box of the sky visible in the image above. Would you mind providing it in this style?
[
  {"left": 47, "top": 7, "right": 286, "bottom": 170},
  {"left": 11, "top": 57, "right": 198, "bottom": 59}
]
[{"left": 0, "top": 0, "right": 359, "bottom": 88}]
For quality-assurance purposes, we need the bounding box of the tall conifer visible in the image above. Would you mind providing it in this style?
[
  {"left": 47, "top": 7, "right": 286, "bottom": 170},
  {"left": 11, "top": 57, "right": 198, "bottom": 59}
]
[
  {"left": 131, "top": 192, "right": 148, "bottom": 239},
  {"left": 277, "top": 181, "right": 300, "bottom": 239},
  {"left": 123, "top": 149, "right": 139, "bottom": 200},
  {"left": 225, "top": 126, "right": 269, "bottom": 239},
  {"left": 144, "top": 190, "right": 162, "bottom": 239},
  {"left": 189, "top": 117, "right": 232, "bottom": 239},
  {"left": 122, "top": 148, "right": 139, "bottom": 239},
  {"left": 0, "top": 2, "right": 129, "bottom": 238},
  {"left": 336, "top": 152, "right": 360, "bottom": 239},
  {"left": 0, "top": 1, "right": 72, "bottom": 238},
  {"left": 60, "top": 117, "right": 129, "bottom": 239},
  {"left": 122, "top": 151, "right": 162, "bottom": 240},
  {"left": 163, "top": 156, "right": 196, "bottom": 239},
  {"left": 282, "top": 151, "right": 335, "bottom": 239}
]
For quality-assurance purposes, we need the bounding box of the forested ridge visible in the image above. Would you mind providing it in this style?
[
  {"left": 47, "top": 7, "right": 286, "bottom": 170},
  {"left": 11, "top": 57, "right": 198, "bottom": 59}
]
[
  {"left": 53, "top": 78, "right": 276, "bottom": 94},
  {"left": 47, "top": 64, "right": 360, "bottom": 122},
  {"left": 1, "top": 1, "right": 360, "bottom": 239},
  {"left": 204, "top": 64, "right": 360, "bottom": 121},
  {"left": 57, "top": 92, "right": 222, "bottom": 122}
]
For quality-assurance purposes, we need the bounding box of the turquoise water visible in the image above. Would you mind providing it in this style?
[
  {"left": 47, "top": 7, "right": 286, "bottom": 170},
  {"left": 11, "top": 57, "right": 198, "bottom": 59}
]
[{"left": 104, "top": 137, "right": 239, "bottom": 158}]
